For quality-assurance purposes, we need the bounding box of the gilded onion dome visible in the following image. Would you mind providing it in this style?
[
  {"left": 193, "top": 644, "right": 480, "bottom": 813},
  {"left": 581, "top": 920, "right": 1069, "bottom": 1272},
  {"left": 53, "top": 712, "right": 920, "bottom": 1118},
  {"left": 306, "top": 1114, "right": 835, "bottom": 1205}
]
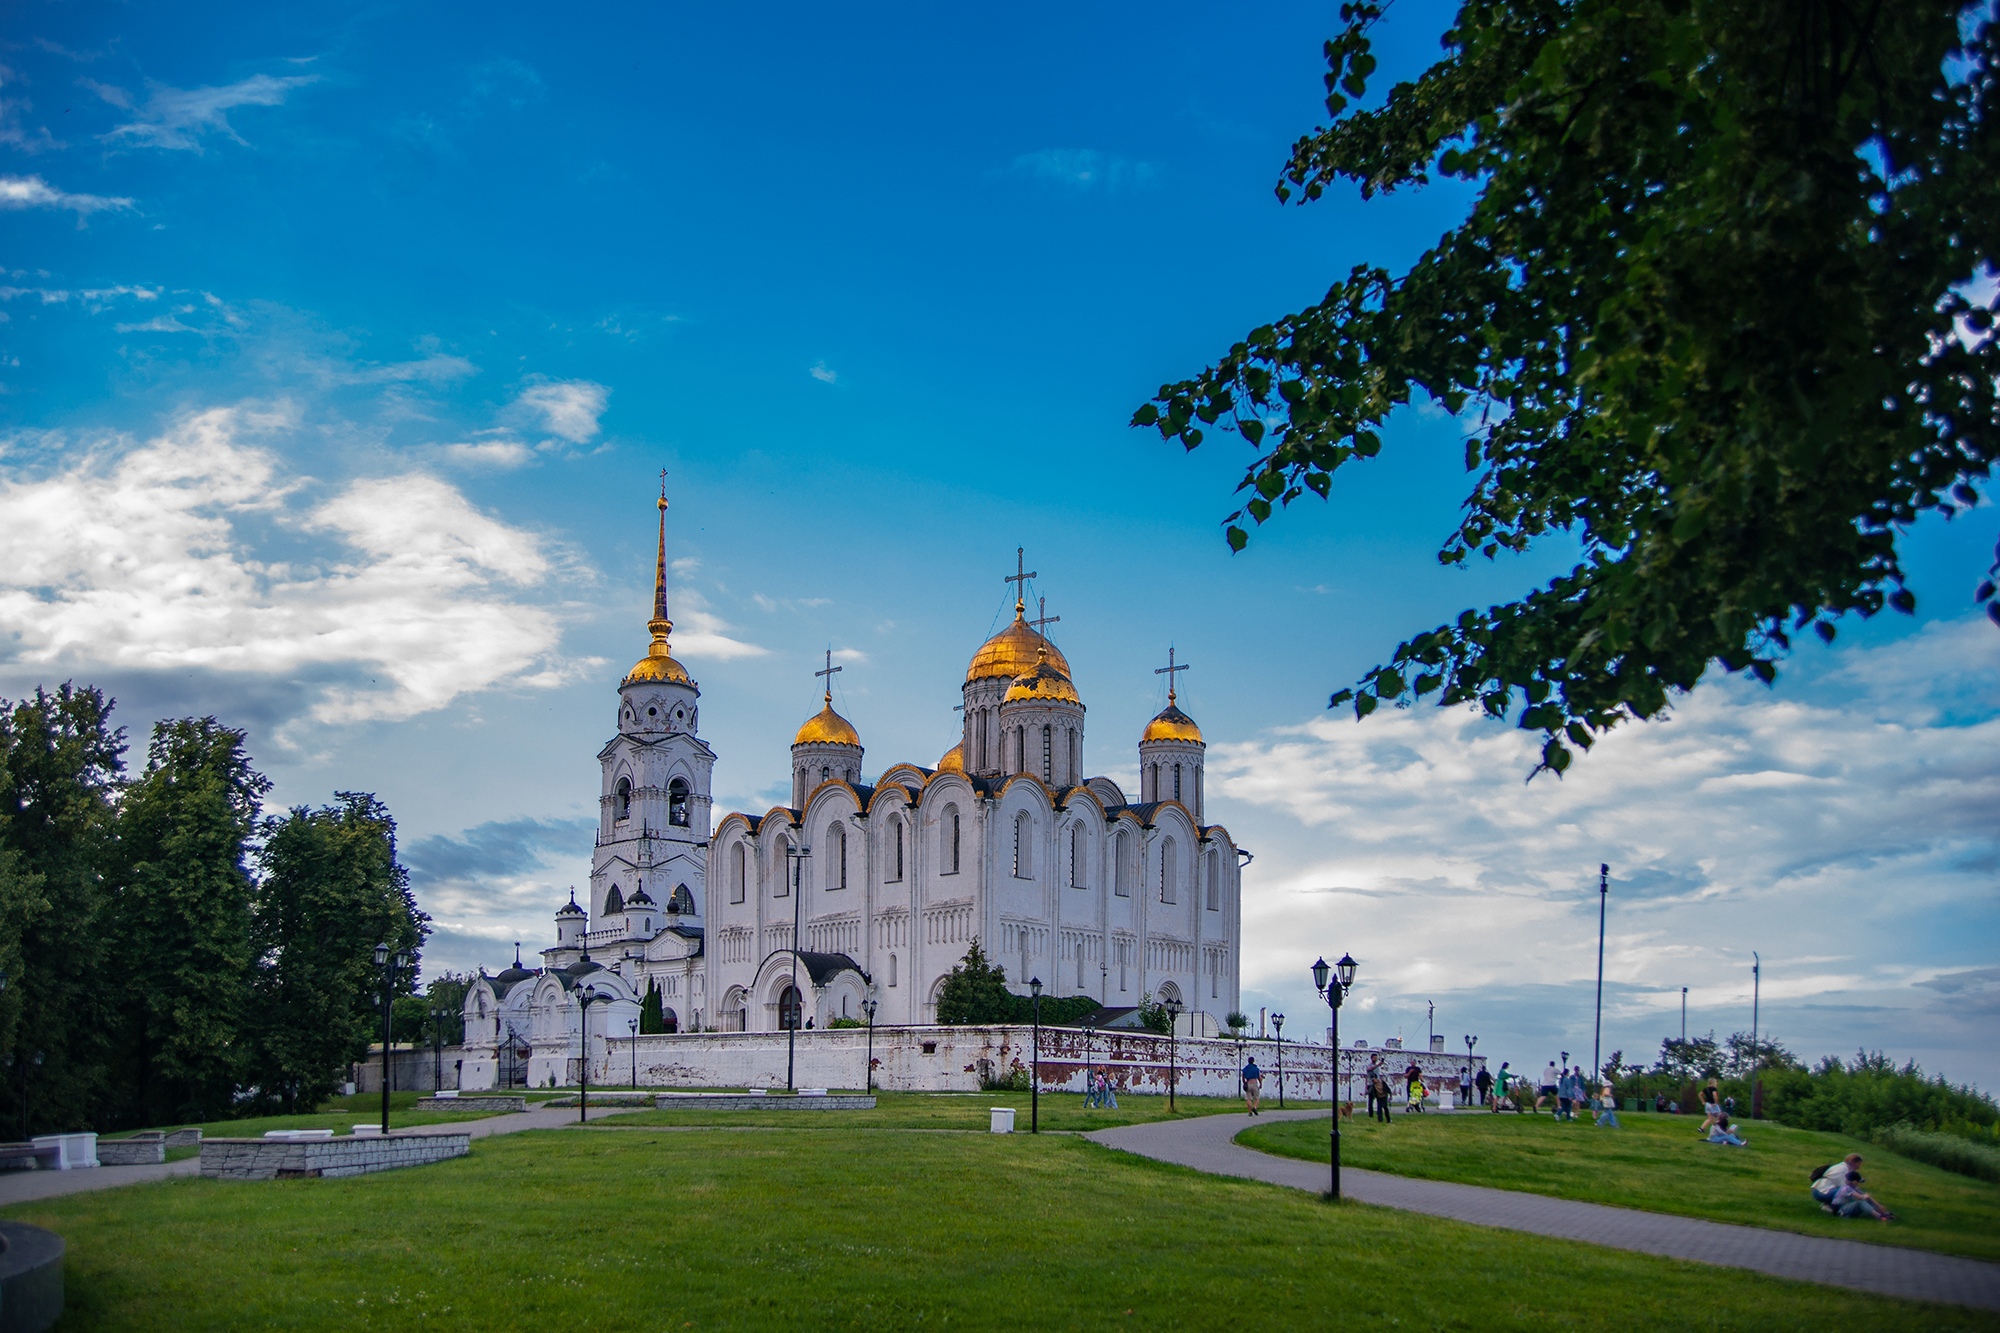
[
  {"left": 966, "top": 608, "right": 1071, "bottom": 684},
  {"left": 794, "top": 700, "right": 862, "bottom": 747},
  {"left": 1004, "top": 645, "right": 1082, "bottom": 705},
  {"left": 937, "top": 742, "right": 965, "bottom": 774},
  {"left": 625, "top": 491, "right": 693, "bottom": 686},
  {"left": 1142, "top": 700, "right": 1203, "bottom": 744}
]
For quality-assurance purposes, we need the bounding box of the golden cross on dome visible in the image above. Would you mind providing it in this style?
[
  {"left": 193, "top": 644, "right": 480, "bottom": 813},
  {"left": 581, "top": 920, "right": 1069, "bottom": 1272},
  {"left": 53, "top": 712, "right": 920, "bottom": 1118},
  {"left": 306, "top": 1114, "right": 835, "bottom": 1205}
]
[
  {"left": 815, "top": 646, "right": 843, "bottom": 705},
  {"left": 1004, "top": 546, "right": 1037, "bottom": 615},
  {"left": 1154, "top": 645, "right": 1190, "bottom": 704},
  {"left": 1029, "top": 595, "right": 1059, "bottom": 638}
]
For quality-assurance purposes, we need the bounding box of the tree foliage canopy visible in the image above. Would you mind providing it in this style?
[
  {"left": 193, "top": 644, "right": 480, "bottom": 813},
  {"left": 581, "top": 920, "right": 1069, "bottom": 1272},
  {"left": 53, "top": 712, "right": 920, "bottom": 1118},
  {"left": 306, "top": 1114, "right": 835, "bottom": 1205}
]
[{"left": 1136, "top": 0, "right": 2000, "bottom": 771}]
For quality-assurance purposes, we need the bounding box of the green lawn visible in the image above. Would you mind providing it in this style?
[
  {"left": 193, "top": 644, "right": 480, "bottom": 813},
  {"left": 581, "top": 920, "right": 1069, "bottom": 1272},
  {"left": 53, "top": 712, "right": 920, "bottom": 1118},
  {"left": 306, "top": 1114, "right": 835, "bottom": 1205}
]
[
  {"left": 1239, "top": 1108, "right": 2000, "bottom": 1261},
  {"left": 605, "top": 1088, "right": 1263, "bottom": 1132},
  {"left": 6, "top": 1126, "right": 1985, "bottom": 1329},
  {"left": 95, "top": 1091, "right": 541, "bottom": 1144}
]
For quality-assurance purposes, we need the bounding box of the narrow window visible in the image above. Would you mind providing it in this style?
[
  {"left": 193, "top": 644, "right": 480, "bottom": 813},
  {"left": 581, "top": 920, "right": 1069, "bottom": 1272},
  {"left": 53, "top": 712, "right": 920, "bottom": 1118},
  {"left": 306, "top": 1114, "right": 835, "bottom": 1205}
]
[
  {"left": 1160, "top": 838, "right": 1177, "bottom": 904},
  {"left": 776, "top": 842, "right": 793, "bottom": 898},
  {"left": 888, "top": 953, "right": 898, "bottom": 988},
  {"left": 1173, "top": 764, "right": 1182, "bottom": 803},
  {"left": 731, "top": 843, "right": 747, "bottom": 904},
  {"left": 1013, "top": 811, "right": 1033, "bottom": 878},
  {"left": 890, "top": 818, "right": 905, "bottom": 881},
  {"left": 1205, "top": 852, "right": 1219, "bottom": 911},
  {"left": 615, "top": 777, "right": 632, "bottom": 821},
  {"left": 1069, "top": 823, "right": 1085, "bottom": 888},
  {"left": 942, "top": 804, "right": 960, "bottom": 875},
  {"left": 1069, "top": 730, "right": 1079, "bottom": 783},
  {"left": 669, "top": 778, "right": 690, "bottom": 827},
  {"left": 829, "top": 823, "right": 847, "bottom": 889},
  {"left": 1114, "top": 831, "right": 1131, "bottom": 897},
  {"left": 1042, "top": 725, "right": 1052, "bottom": 783}
]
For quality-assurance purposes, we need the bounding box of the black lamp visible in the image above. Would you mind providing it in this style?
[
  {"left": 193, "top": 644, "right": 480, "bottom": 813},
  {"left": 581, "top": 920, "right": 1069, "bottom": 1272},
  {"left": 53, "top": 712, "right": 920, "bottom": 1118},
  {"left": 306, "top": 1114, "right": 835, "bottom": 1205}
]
[{"left": 1028, "top": 977, "right": 1043, "bottom": 1133}]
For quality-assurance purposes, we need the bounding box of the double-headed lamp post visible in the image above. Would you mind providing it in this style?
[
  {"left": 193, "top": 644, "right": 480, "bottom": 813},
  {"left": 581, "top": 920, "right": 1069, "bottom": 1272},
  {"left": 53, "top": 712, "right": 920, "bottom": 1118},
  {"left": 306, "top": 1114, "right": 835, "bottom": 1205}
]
[
  {"left": 861, "top": 997, "right": 878, "bottom": 1094},
  {"left": 1465, "top": 1034, "right": 1479, "bottom": 1106},
  {"left": 1162, "top": 997, "right": 1184, "bottom": 1113},
  {"left": 372, "top": 943, "right": 409, "bottom": 1134},
  {"left": 576, "top": 983, "right": 609, "bottom": 1124},
  {"left": 1312, "top": 952, "right": 1360, "bottom": 1200},
  {"left": 1029, "top": 978, "right": 1043, "bottom": 1133},
  {"left": 1272, "top": 1012, "right": 1286, "bottom": 1108}
]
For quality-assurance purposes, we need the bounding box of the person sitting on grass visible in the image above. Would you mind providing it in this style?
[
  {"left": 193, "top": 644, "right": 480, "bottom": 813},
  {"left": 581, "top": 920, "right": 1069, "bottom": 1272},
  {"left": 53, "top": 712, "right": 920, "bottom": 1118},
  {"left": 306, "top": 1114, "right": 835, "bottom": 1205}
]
[
  {"left": 1829, "top": 1169, "right": 1895, "bottom": 1222},
  {"left": 1705, "top": 1113, "right": 1748, "bottom": 1146},
  {"left": 1593, "top": 1084, "right": 1621, "bottom": 1128}
]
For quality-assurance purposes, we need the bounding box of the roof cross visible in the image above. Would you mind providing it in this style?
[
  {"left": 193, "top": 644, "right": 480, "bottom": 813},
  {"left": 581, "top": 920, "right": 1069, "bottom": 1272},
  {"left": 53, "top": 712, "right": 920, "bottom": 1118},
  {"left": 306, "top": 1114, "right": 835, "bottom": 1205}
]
[
  {"left": 1154, "top": 645, "right": 1190, "bottom": 704},
  {"left": 1029, "top": 595, "right": 1060, "bottom": 637},
  {"left": 1004, "top": 546, "right": 1037, "bottom": 615},
  {"left": 815, "top": 647, "right": 843, "bottom": 705}
]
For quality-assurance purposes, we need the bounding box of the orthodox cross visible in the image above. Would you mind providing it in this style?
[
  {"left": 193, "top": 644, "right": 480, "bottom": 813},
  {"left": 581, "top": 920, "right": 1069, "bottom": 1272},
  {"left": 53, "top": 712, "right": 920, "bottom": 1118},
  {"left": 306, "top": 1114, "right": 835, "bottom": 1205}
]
[
  {"left": 815, "top": 647, "right": 842, "bottom": 705},
  {"left": 1155, "top": 646, "right": 1190, "bottom": 704},
  {"left": 659, "top": 467, "right": 668, "bottom": 501},
  {"left": 1030, "top": 595, "right": 1059, "bottom": 637},
  {"left": 1004, "top": 546, "right": 1037, "bottom": 614}
]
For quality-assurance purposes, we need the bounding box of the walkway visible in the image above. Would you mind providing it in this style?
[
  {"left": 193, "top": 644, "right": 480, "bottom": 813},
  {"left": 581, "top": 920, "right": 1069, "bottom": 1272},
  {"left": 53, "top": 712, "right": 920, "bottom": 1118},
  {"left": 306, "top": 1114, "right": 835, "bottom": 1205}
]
[
  {"left": 1089, "top": 1110, "right": 2000, "bottom": 1313},
  {"left": 0, "top": 1104, "right": 626, "bottom": 1209}
]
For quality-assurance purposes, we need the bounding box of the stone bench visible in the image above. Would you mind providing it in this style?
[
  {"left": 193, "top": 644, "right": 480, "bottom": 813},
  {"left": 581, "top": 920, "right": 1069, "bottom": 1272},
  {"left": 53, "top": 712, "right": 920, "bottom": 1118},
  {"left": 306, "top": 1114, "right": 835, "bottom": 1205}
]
[
  {"left": 413, "top": 1095, "right": 527, "bottom": 1114},
  {"left": 0, "top": 1143, "right": 60, "bottom": 1173},
  {"left": 0, "top": 1221, "right": 64, "bottom": 1333},
  {"left": 653, "top": 1093, "right": 878, "bottom": 1112},
  {"left": 200, "top": 1129, "right": 472, "bottom": 1181}
]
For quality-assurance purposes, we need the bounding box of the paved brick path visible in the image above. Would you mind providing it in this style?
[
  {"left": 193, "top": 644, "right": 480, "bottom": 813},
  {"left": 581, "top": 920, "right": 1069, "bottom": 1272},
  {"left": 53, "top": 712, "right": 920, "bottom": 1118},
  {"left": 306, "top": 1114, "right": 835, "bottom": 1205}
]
[
  {"left": 1089, "top": 1110, "right": 2000, "bottom": 1312},
  {"left": 0, "top": 1104, "right": 622, "bottom": 1208}
]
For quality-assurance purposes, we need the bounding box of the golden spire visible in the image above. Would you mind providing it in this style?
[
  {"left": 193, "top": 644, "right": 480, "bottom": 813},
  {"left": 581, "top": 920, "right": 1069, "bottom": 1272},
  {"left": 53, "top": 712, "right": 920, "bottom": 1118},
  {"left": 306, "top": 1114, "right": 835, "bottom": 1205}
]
[{"left": 648, "top": 471, "right": 672, "bottom": 652}]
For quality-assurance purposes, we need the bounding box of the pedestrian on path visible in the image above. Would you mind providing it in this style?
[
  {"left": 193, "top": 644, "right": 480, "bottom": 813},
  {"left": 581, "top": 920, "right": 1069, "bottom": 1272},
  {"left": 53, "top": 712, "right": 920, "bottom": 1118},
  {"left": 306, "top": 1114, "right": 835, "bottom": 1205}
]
[
  {"left": 1241, "top": 1057, "right": 1264, "bottom": 1115},
  {"left": 1594, "top": 1083, "right": 1622, "bottom": 1128},
  {"left": 1474, "top": 1065, "right": 1492, "bottom": 1107},
  {"left": 1490, "top": 1062, "right": 1514, "bottom": 1112},
  {"left": 1535, "top": 1060, "right": 1560, "bottom": 1114}
]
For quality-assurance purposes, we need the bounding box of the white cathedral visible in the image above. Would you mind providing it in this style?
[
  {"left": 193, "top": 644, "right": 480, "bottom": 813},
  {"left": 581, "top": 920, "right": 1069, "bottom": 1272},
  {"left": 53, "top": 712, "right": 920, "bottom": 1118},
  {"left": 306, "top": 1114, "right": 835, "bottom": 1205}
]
[{"left": 458, "top": 494, "right": 1245, "bottom": 1089}]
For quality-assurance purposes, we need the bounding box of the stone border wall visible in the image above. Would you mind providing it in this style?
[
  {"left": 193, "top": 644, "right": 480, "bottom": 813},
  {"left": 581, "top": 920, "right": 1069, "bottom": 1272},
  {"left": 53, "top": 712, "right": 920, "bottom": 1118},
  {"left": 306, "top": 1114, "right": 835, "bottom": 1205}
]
[
  {"left": 653, "top": 1093, "right": 876, "bottom": 1111},
  {"left": 0, "top": 1220, "right": 64, "bottom": 1333},
  {"left": 413, "top": 1096, "right": 526, "bottom": 1114},
  {"left": 199, "top": 1130, "right": 470, "bottom": 1181},
  {"left": 95, "top": 1134, "right": 165, "bottom": 1166}
]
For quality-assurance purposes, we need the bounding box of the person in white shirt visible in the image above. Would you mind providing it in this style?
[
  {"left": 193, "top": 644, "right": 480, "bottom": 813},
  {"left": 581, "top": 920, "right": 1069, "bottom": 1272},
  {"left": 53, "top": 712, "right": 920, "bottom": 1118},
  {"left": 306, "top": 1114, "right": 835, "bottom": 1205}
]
[{"left": 1535, "top": 1061, "right": 1561, "bottom": 1113}]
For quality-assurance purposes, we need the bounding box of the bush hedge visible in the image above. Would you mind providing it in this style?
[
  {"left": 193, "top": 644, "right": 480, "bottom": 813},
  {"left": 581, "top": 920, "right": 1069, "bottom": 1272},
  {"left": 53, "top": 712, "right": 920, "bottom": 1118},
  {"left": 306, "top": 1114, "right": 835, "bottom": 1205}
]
[{"left": 1869, "top": 1122, "right": 2000, "bottom": 1183}]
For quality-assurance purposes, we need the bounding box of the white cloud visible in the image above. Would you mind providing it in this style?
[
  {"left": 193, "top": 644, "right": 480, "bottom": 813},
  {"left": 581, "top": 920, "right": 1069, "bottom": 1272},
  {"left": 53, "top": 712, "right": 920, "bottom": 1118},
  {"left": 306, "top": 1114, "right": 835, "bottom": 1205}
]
[
  {"left": 0, "top": 405, "right": 580, "bottom": 724},
  {"left": 809, "top": 361, "right": 837, "bottom": 384},
  {"left": 1215, "top": 617, "right": 2000, "bottom": 1079},
  {"left": 0, "top": 174, "right": 133, "bottom": 216},
  {"left": 1009, "top": 148, "right": 1157, "bottom": 191},
  {"left": 667, "top": 586, "right": 769, "bottom": 662},
  {"left": 510, "top": 377, "right": 609, "bottom": 443},
  {"left": 105, "top": 73, "right": 317, "bottom": 150},
  {"left": 342, "top": 353, "right": 478, "bottom": 386},
  {"left": 830, "top": 647, "right": 868, "bottom": 664},
  {"left": 441, "top": 439, "right": 534, "bottom": 469}
]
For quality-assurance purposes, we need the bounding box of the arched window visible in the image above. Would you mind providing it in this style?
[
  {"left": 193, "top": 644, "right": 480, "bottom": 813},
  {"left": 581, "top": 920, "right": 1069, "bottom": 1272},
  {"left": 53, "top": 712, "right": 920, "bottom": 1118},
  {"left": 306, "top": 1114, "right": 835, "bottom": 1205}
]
[
  {"left": 778, "top": 985, "right": 802, "bottom": 1031},
  {"left": 1069, "top": 730, "right": 1079, "bottom": 783},
  {"left": 1069, "top": 823, "right": 1086, "bottom": 888},
  {"left": 1041, "top": 725, "right": 1052, "bottom": 783},
  {"left": 888, "top": 953, "right": 898, "bottom": 988},
  {"left": 828, "top": 822, "right": 847, "bottom": 889},
  {"left": 888, "top": 817, "right": 904, "bottom": 881},
  {"left": 1173, "top": 764, "right": 1182, "bottom": 803},
  {"left": 1114, "top": 830, "right": 1132, "bottom": 897},
  {"left": 1158, "top": 980, "right": 1183, "bottom": 1007},
  {"left": 731, "top": 843, "right": 747, "bottom": 904},
  {"left": 1205, "top": 851, "right": 1219, "bottom": 911},
  {"left": 776, "top": 840, "right": 793, "bottom": 898},
  {"left": 1159, "top": 838, "right": 1177, "bottom": 904},
  {"left": 942, "top": 804, "right": 960, "bottom": 875},
  {"left": 668, "top": 778, "right": 690, "bottom": 827},
  {"left": 1013, "top": 811, "right": 1032, "bottom": 878},
  {"left": 615, "top": 777, "right": 632, "bottom": 821}
]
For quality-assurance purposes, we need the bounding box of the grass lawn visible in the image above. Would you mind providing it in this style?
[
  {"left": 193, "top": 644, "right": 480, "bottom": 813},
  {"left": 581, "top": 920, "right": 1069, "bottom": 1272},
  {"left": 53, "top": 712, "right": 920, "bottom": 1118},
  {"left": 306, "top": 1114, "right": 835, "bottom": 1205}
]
[
  {"left": 1238, "top": 1108, "right": 2000, "bottom": 1261},
  {"left": 5, "top": 1125, "right": 1986, "bottom": 1330},
  {"left": 605, "top": 1088, "right": 1265, "bottom": 1132},
  {"left": 94, "top": 1091, "right": 545, "bottom": 1145}
]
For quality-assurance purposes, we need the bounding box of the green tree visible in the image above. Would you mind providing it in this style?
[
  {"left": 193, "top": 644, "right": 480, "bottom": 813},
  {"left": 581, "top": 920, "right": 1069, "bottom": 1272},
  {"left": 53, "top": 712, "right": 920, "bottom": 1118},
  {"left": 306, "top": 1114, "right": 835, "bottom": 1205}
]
[
  {"left": 248, "top": 793, "right": 427, "bottom": 1113},
  {"left": 934, "top": 940, "right": 1015, "bottom": 1025},
  {"left": 0, "top": 685, "right": 125, "bottom": 1133},
  {"left": 1137, "top": 0, "right": 2000, "bottom": 773},
  {"left": 639, "top": 979, "right": 669, "bottom": 1034},
  {"left": 106, "top": 718, "right": 270, "bottom": 1128}
]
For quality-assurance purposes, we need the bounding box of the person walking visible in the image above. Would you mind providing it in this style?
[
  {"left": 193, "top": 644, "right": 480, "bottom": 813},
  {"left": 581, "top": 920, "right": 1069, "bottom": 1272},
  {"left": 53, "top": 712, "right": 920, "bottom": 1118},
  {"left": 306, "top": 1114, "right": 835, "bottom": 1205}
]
[
  {"left": 1241, "top": 1056, "right": 1264, "bottom": 1115},
  {"left": 1535, "top": 1060, "right": 1560, "bottom": 1114},
  {"left": 1100, "top": 1072, "right": 1118, "bottom": 1110},
  {"left": 1474, "top": 1064, "right": 1493, "bottom": 1107},
  {"left": 1371, "top": 1070, "right": 1393, "bottom": 1124},
  {"left": 1593, "top": 1083, "right": 1622, "bottom": 1128},
  {"left": 1365, "top": 1054, "right": 1385, "bottom": 1120}
]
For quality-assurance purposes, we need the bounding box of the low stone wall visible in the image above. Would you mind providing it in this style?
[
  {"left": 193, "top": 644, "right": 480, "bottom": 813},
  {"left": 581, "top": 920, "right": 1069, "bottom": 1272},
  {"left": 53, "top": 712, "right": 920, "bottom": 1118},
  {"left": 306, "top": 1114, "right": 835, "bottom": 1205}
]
[
  {"left": 413, "top": 1095, "right": 526, "bottom": 1114},
  {"left": 653, "top": 1093, "right": 876, "bottom": 1111},
  {"left": 0, "top": 1220, "right": 64, "bottom": 1333},
  {"left": 163, "top": 1129, "right": 202, "bottom": 1149},
  {"left": 95, "top": 1134, "right": 165, "bottom": 1166},
  {"left": 200, "top": 1130, "right": 471, "bottom": 1181}
]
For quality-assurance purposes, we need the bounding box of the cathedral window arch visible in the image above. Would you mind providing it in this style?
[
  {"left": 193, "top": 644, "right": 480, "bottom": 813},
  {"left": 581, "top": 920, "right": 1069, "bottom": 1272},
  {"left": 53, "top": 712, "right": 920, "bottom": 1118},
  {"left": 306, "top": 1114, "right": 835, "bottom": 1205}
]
[
  {"left": 731, "top": 843, "right": 747, "bottom": 904},
  {"left": 669, "top": 778, "right": 690, "bottom": 827},
  {"left": 887, "top": 816, "right": 904, "bottom": 881},
  {"left": 778, "top": 985, "right": 802, "bottom": 1031},
  {"left": 941, "top": 805, "right": 961, "bottom": 875},
  {"left": 1069, "top": 823, "right": 1086, "bottom": 888},
  {"left": 1041, "top": 725, "right": 1052, "bottom": 783},
  {"left": 1159, "top": 837, "right": 1177, "bottom": 904},
  {"left": 615, "top": 777, "right": 632, "bottom": 822},
  {"left": 1205, "top": 851, "right": 1219, "bottom": 911},
  {"left": 1114, "top": 830, "right": 1132, "bottom": 897},
  {"left": 1173, "top": 764, "right": 1182, "bottom": 803},
  {"left": 1068, "top": 729, "right": 1079, "bottom": 784},
  {"left": 1012, "top": 811, "right": 1033, "bottom": 878},
  {"left": 775, "top": 839, "right": 794, "bottom": 898},
  {"left": 888, "top": 953, "right": 898, "bottom": 988},
  {"left": 828, "top": 822, "right": 848, "bottom": 890}
]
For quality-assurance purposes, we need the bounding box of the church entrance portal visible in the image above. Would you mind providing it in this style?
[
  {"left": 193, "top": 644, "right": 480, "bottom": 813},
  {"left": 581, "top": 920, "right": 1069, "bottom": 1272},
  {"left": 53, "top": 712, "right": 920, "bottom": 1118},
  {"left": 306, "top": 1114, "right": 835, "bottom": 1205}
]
[{"left": 778, "top": 985, "right": 802, "bottom": 1031}]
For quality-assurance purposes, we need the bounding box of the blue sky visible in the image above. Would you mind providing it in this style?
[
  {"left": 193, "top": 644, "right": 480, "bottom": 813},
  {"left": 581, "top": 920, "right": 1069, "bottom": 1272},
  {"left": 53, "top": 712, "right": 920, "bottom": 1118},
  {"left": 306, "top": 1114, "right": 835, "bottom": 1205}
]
[{"left": 4, "top": 2, "right": 1996, "bottom": 1087}]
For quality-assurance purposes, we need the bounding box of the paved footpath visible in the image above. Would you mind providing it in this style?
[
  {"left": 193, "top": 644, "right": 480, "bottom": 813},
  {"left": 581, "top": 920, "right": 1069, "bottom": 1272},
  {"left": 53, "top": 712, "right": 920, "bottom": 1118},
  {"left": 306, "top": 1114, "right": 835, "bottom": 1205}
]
[
  {"left": 1089, "top": 1110, "right": 2000, "bottom": 1313},
  {"left": 0, "top": 1104, "right": 626, "bottom": 1209}
]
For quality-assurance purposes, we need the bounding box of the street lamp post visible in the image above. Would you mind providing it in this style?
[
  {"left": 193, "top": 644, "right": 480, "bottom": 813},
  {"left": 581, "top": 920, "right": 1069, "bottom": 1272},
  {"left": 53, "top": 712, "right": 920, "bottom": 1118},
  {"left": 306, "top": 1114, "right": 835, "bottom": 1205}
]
[
  {"left": 1594, "top": 863, "right": 1609, "bottom": 1083},
  {"left": 1162, "top": 998, "right": 1183, "bottom": 1113},
  {"left": 1465, "top": 1035, "right": 1479, "bottom": 1106},
  {"left": 1751, "top": 952, "right": 1761, "bottom": 1120},
  {"left": 430, "top": 1007, "right": 446, "bottom": 1091},
  {"left": 1081, "top": 1018, "right": 1096, "bottom": 1104},
  {"left": 1313, "top": 953, "right": 1360, "bottom": 1200},
  {"left": 1681, "top": 987, "right": 1688, "bottom": 1043},
  {"left": 1273, "top": 1012, "right": 1286, "bottom": 1108},
  {"left": 783, "top": 843, "right": 812, "bottom": 1091},
  {"left": 628, "top": 1018, "right": 639, "bottom": 1089},
  {"left": 862, "top": 997, "right": 878, "bottom": 1094},
  {"left": 576, "top": 984, "right": 608, "bottom": 1124},
  {"left": 1029, "top": 978, "right": 1043, "bottom": 1132},
  {"left": 372, "top": 943, "right": 409, "bottom": 1135}
]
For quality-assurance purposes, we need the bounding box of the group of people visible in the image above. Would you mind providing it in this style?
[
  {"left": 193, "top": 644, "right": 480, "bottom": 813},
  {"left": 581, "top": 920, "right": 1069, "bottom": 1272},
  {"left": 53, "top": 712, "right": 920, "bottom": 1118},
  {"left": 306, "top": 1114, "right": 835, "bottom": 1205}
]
[
  {"left": 1081, "top": 1070, "right": 1119, "bottom": 1109},
  {"left": 1812, "top": 1153, "right": 1896, "bottom": 1222}
]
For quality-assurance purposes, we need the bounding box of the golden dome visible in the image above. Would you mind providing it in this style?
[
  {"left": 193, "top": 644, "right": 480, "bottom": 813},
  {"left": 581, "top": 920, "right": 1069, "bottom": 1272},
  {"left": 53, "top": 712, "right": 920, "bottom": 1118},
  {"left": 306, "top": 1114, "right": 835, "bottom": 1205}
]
[
  {"left": 1004, "top": 648, "right": 1082, "bottom": 705},
  {"left": 937, "top": 742, "right": 965, "bottom": 773},
  {"left": 1141, "top": 701, "right": 1203, "bottom": 745},
  {"left": 794, "top": 700, "right": 861, "bottom": 748},
  {"left": 967, "top": 611, "right": 1071, "bottom": 684},
  {"left": 625, "top": 639, "right": 692, "bottom": 686}
]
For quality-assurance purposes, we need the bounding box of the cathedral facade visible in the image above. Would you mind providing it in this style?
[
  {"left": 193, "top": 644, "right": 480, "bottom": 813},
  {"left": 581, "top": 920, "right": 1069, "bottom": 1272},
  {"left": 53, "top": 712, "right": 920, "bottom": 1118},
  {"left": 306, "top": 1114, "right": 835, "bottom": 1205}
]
[{"left": 459, "top": 497, "right": 1244, "bottom": 1089}]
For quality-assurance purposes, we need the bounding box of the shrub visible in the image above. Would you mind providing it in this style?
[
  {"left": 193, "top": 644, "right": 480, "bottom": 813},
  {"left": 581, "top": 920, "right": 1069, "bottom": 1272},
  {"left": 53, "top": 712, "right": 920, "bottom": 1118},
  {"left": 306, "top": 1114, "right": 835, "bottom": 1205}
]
[
  {"left": 1870, "top": 1122, "right": 2000, "bottom": 1184},
  {"left": 826, "top": 1017, "right": 865, "bottom": 1029},
  {"left": 1763, "top": 1051, "right": 1999, "bottom": 1138}
]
